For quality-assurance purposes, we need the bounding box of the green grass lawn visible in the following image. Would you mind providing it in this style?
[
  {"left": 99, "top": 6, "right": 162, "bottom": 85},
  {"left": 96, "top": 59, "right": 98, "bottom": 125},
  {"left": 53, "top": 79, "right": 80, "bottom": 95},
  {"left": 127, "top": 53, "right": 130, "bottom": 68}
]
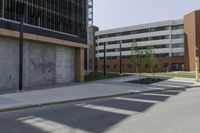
[
  {"left": 85, "top": 72, "right": 197, "bottom": 81},
  {"left": 85, "top": 72, "right": 129, "bottom": 81},
  {"left": 144, "top": 72, "right": 196, "bottom": 79}
]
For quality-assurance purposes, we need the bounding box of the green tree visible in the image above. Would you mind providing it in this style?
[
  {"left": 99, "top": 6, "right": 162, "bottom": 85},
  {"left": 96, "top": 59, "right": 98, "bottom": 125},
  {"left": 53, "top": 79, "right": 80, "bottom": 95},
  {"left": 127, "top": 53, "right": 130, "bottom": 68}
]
[
  {"left": 131, "top": 42, "right": 144, "bottom": 78},
  {"left": 145, "top": 44, "right": 157, "bottom": 73}
]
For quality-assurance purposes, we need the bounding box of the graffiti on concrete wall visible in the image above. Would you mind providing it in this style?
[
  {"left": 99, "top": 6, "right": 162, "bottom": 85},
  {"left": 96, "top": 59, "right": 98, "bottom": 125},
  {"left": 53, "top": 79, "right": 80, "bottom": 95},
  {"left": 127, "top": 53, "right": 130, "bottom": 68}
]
[
  {"left": 31, "top": 59, "right": 54, "bottom": 74},
  {"left": 29, "top": 44, "right": 56, "bottom": 85}
]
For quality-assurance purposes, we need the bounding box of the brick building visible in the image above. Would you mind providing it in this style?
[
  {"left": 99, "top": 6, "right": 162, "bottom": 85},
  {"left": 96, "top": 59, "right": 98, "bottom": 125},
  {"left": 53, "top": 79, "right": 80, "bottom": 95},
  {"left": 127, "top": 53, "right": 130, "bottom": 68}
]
[{"left": 95, "top": 10, "right": 200, "bottom": 73}]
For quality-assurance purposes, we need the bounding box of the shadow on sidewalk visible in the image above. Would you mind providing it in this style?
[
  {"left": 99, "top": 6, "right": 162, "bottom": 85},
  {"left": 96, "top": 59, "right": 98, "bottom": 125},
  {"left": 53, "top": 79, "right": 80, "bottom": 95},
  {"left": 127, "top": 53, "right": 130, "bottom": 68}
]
[{"left": 0, "top": 88, "right": 187, "bottom": 133}]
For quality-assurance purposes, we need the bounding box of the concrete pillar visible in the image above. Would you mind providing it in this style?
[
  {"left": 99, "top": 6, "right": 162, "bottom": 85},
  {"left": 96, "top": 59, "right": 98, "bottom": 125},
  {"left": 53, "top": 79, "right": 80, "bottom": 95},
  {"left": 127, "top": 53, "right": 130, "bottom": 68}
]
[{"left": 75, "top": 48, "right": 85, "bottom": 82}]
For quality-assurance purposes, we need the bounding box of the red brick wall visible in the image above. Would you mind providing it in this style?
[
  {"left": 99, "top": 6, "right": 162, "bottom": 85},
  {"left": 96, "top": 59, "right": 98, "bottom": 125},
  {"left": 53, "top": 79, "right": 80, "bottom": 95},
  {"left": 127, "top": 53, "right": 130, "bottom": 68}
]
[
  {"left": 184, "top": 10, "right": 200, "bottom": 71},
  {"left": 96, "top": 56, "right": 185, "bottom": 73}
]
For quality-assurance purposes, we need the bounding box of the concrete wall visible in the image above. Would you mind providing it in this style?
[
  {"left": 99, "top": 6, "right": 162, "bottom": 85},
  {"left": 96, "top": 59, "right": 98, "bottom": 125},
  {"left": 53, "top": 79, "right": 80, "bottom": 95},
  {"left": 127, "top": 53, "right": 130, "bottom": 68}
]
[
  {"left": 0, "top": 36, "right": 75, "bottom": 90},
  {"left": 56, "top": 46, "right": 75, "bottom": 83},
  {"left": 0, "top": 37, "right": 19, "bottom": 89},
  {"left": 29, "top": 41, "right": 56, "bottom": 86}
]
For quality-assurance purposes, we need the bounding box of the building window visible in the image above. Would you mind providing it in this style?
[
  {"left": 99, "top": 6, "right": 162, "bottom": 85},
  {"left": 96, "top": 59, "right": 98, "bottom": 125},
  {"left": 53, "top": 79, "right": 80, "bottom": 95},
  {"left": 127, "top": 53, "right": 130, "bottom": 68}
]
[
  {"left": 172, "top": 52, "right": 184, "bottom": 57},
  {"left": 113, "top": 64, "right": 119, "bottom": 69},
  {"left": 150, "top": 35, "right": 169, "bottom": 40},
  {"left": 98, "top": 35, "right": 171, "bottom": 47},
  {"left": 107, "top": 56, "right": 117, "bottom": 60},
  {"left": 154, "top": 64, "right": 161, "bottom": 68},
  {"left": 122, "top": 56, "right": 132, "bottom": 59},
  {"left": 99, "top": 42, "right": 106, "bottom": 46},
  {"left": 2, "top": 0, "right": 87, "bottom": 38},
  {"left": 128, "top": 64, "right": 133, "bottom": 69},
  {"left": 121, "top": 48, "right": 131, "bottom": 51},
  {"left": 99, "top": 57, "right": 104, "bottom": 60},
  {"left": 100, "top": 64, "right": 111, "bottom": 69},
  {"left": 99, "top": 35, "right": 107, "bottom": 39},
  {"left": 122, "top": 39, "right": 133, "bottom": 43},
  {"left": 120, "top": 31, "right": 132, "bottom": 36},
  {"left": 99, "top": 50, "right": 104, "bottom": 53},
  {"left": 172, "top": 25, "right": 184, "bottom": 30},
  {"left": 101, "top": 65, "right": 104, "bottom": 69},
  {"left": 172, "top": 34, "right": 184, "bottom": 39},
  {"left": 97, "top": 44, "right": 171, "bottom": 56},
  {"left": 172, "top": 63, "right": 185, "bottom": 71},
  {"left": 107, "top": 49, "right": 117, "bottom": 52},
  {"left": 172, "top": 43, "right": 184, "bottom": 48},
  {"left": 121, "top": 64, "right": 125, "bottom": 69},
  {"left": 154, "top": 44, "right": 170, "bottom": 48},
  {"left": 145, "top": 64, "right": 150, "bottom": 68},
  {"left": 156, "top": 53, "right": 169, "bottom": 57},
  {"left": 99, "top": 33, "right": 118, "bottom": 39},
  {"left": 106, "top": 65, "right": 110, "bottom": 69},
  {"left": 98, "top": 26, "right": 171, "bottom": 39},
  {"left": 150, "top": 26, "right": 169, "bottom": 32},
  {"left": 108, "top": 41, "right": 119, "bottom": 45},
  {"left": 135, "top": 37, "right": 149, "bottom": 42},
  {"left": 135, "top": 28, "right": 150, "bottom": 34},
  {"left": 163, "top": 63, "right": 169, "bottom": 68}
]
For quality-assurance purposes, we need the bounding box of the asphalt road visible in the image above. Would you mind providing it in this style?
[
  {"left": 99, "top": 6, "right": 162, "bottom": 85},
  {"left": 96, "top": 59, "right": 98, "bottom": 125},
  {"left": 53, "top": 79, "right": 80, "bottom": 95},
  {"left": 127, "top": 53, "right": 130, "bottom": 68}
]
[{"left": 0, "top": 87, "right": 200, "bottom": 133}]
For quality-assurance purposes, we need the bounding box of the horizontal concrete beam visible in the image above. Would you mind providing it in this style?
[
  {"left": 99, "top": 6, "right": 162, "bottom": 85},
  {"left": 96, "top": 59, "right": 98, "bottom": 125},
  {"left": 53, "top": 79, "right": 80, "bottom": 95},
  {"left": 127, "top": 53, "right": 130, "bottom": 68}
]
[{"left": 0, "top": 28, "right": 89, "bottom": 49}]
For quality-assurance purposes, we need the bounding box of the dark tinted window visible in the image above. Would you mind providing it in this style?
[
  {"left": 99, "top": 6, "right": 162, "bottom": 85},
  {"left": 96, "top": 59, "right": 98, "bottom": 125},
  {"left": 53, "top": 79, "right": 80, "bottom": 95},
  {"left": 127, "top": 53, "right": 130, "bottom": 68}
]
[
  {"left": 172, "top": 25, "right": 184, "bottom": 30},
  {"left": 3, "top": 0, "right": 87, "bottom": 38}
]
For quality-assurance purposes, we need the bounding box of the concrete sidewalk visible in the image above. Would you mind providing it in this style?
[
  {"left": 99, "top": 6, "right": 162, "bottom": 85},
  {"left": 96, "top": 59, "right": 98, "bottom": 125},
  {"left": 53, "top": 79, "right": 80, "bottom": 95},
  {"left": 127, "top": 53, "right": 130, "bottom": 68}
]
[{"left": 0, "top": 76, "right": 199, "bottom": 112}]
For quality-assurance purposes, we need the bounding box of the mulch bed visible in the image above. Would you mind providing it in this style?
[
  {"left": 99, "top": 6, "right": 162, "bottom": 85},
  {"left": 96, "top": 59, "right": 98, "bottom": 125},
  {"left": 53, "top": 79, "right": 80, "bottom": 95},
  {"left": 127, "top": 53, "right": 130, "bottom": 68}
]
[{"left": 127, "top": 77, "right": 165, "bottom": 85}]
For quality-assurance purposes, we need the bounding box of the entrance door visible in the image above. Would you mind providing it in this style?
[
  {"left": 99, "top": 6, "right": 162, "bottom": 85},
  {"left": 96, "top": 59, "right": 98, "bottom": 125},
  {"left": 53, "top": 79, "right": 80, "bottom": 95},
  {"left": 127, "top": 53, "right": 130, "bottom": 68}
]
[{"left": 172, "top": 63, "right": 185, "bottom": 71}]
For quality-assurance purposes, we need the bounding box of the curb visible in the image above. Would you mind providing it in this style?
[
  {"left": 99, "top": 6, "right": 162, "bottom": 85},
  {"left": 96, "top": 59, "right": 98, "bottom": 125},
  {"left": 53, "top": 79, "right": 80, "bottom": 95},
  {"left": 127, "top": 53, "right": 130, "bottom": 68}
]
[{"left": 0, "top": 85, "right": 199, "bottom": 113}]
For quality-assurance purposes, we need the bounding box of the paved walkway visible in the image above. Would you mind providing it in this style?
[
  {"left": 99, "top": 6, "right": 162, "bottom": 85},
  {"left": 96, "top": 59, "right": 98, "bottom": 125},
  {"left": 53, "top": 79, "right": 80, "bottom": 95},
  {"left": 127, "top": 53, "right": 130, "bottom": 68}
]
[{"left": 0, "top": 76, "right": 199, "bottom": 112}]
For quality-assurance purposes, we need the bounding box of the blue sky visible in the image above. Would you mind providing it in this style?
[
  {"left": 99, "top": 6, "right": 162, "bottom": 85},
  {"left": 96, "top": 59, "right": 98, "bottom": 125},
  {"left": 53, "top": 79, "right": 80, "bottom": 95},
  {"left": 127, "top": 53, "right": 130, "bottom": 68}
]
[{"left": 94, "top": 0, "right": 200, "bottom": 30}]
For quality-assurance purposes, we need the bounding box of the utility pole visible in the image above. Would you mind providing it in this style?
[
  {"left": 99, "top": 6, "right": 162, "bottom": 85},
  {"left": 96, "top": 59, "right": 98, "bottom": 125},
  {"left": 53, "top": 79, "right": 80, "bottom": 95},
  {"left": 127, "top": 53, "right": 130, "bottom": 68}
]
[
  {"left": 196, "top": 47, "right": 199, "bottom": 82},
  {"left": 19, "top": 17, "right": 24, "bottom": 91},
  {"left": 103, "top": 43, "right": 106, "bottom": 77},
  {"left": 19, "top": 0, "right": 25, "bottom": 91},
  {"left": 195, "top": 57, "right": 199, "bottom": 82},
  {"left": 119, "top": 42, "right": 122, "bottom": 74},
  {"left": 2, "top": 0, "right": 4, "bottom": 18}
]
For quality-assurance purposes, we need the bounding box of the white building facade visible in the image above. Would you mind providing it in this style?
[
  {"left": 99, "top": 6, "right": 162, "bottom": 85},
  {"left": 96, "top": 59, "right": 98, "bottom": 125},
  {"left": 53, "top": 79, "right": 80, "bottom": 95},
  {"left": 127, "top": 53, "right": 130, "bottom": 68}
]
[
  {"left": 96, "top": 19, "right": 184, "bottom": 60},
  {"left": 95, "top": 19, "right": 185, "bottom": 72}
]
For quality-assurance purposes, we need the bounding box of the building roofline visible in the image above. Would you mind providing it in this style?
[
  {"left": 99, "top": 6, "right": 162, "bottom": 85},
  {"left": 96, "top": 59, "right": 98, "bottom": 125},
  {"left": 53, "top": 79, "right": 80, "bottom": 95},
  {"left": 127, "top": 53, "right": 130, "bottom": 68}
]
[{"left": 96, "top": 19, "right": 183, "bottom": 36}]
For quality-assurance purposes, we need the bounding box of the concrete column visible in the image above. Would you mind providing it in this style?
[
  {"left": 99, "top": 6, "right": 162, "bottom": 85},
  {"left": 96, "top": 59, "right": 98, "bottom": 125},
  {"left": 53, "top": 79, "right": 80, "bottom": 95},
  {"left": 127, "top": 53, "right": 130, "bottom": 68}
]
[
  {"left": 97, "top": 36, "right": 100, "bottom": 60},
  {"left": 75, "top": 48, "right": 85, "bottom": 82}
]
